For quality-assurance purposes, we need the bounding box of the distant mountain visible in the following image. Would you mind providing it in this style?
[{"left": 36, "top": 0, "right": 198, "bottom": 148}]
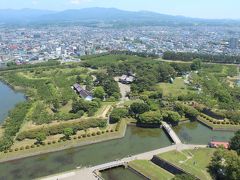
[
  {"left": 0, "top": 7, "right": 239, "bottom": 26},
  {"left": 0, "top": 9, "right": 55, "bottom": 24}
]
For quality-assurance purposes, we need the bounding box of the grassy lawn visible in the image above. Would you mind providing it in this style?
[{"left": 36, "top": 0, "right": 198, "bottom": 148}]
[
  {"left": 155, "top": 77, "right": 194, "bottom": 97},
  {"left": 158, "top": 148, "right": 215, "bottom": 180},
  {"left": 59, "top": 100, "right": 73, "bottom": 113},
  {"left": 94, "top": 102, "right": 115, "bottom": 118},
  {"left": 128, "top": 160, "right": 174, "bottom": 180}
]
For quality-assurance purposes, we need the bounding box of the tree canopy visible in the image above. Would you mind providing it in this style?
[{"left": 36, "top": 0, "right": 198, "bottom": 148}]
[{"left": 230, "top": 130, "right": 240, "bottom": 155}]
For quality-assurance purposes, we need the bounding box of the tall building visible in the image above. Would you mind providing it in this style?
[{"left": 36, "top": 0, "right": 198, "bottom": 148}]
[{"left": 229, "top": 38, "right": 239, "bottom": 49}]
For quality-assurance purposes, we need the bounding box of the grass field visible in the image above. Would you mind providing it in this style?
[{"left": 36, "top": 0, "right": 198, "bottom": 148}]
[
  {"left": 158, "top": 148, "right": 215, "bottom": 180},
  {"left": 155, "top": 77, "right": 193, "bottom": 97},
  {"left": 128, "top": 160, "right": 174, "bottom": 180}
]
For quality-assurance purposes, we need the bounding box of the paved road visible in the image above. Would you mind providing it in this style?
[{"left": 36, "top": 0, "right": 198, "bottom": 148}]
[{"left": 40, "top": 144, "right": 207, "bottom": 180}]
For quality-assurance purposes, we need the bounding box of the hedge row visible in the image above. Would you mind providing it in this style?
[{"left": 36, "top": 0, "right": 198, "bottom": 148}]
[
  {"left": 199, "top": 114, "right": 240, "bottom": 126},
  {"left": 16, "top": 118, "right": 107, "bottom": 141},
  {"left": 4, "top": 128, "right": 117, "bottom": 154}
]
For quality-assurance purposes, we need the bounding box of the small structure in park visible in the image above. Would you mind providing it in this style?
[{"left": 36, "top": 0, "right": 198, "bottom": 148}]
[
  {"left": 119, "top": 72, "right": 135, "bottom": 84},
  {"left": 209, "top": 141, "right": 229, "bottom": 149},
  {"left": 72, "top": 83, "right": 93, "bottom": 101}
]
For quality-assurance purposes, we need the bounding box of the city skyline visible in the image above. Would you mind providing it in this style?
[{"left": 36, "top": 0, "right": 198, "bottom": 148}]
[{"left": 1, "top": 0, "right": 240, "bottom": 19}]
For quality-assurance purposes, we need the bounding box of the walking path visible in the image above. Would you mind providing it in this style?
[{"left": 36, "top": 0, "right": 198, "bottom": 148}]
[
  {"left": 40, "top": 144, "right": 206, "bottom": 180},
  {"left": 162, "top": 121, "right": 182, "bottom": 144}
]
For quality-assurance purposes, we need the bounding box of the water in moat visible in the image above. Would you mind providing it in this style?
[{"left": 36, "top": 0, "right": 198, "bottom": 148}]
[
  {"left": 0, "top": 126, "right": 172, "bottom": 180},
  {"left": 101, "top": 166, "right": 146, "bottom": 180},
  {"left": 237, "top": 80, "right": 240, "bottom": 87},
  {"left": 102, "top": 122, "right": 235, "bottom": 180},
  {"left": 174, "top": 121, "right": 234, "bottom": 144},
  {"left": 0, "top": 81, "right": 25, "bottom": 124}
]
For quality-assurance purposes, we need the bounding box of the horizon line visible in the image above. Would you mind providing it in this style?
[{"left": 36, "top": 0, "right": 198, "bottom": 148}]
[{"left": 0, "top": 7, "right": 239, "bottom": 21}]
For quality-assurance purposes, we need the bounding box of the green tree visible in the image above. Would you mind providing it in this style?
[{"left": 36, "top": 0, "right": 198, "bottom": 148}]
[
  {"left": 230, "top": 130, "right": 240, "bottom": 155},
  {"left": 63, "top": 128, "right": 74, "bottom": 139},
  {"left": 76, "top": 75, "right": 83, "bottom": 84},
  {"left": 139, "top": 111, "right": 163, "bottom": 125},
  {"left": 129, "top": 102, "right": 150, "bottom": 118},
  {"left": 175, "top": 102, "right": 199, "bottom": 118},
  {"left": 94, "top": 86, "right": 105, "bottom": 100},
  {"left": 163, "top": 111, "right": 181, "bottom": 123},
  {"left": 209, "top": 148, "right": 240, "bottom": 180},
  {"left": 191, "top": 59, "right": 202, "bottom": 70},
  {"left": 36, "top": 132, "right": 46, "bottom": 144},
  {"left": 110, "top": 108, "right": 128, "bottom": 123}
]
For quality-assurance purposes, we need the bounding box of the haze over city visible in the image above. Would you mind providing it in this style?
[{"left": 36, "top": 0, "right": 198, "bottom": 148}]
[{"left": 1, "top": 0, "right": 240, "bottom": 19}]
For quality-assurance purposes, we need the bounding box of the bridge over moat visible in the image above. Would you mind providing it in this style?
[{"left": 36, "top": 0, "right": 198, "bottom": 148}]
[{"left": 161, "top": 121, "right": 182, "bottom": 144}]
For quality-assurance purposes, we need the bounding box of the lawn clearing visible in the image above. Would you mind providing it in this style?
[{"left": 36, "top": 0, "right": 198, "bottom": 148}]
[
  {"left": 156, "top": 77, "right": 193, "bottom": 97},
  {"left": 158, "top": 148, "right": 215, "bottom": 180},
  {"left": 129, "top": 160, "right": 174, "bottom": 180}
]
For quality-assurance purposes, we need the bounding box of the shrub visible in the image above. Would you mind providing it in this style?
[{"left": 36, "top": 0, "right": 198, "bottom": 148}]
[
  {"left": 25, "top": 145, "right": 30, "bottom": 149},
  {"left": 110, "top": 129, "right": 114, "bottom": 132},
  {"left": 82, "top": 134, "right": 86, "bottom": 138},
  {"left": 110, "top": 108, "right": 128, "bottom": 123},
  {"left": 20, "top": 147, "right": 24, "bottom": 150},
  {"left": 101, "top": 131, "right": 105, "bottom": 134},
  {"left": 106, "top": 130, "right": 109, "bottom": 133},
  {"left": 87, "top": 134, "right": 91, "bottom": 137},
  {"left": 9, "top": 149, "right": 13, "bottom": 152},
  {"left": 97, "top": 131, "right": 101, "bottom": 135},
  {"left": 36, "top": 144, "right": 40, "bottom": 147},
  {"left": 42, "top": 142, "right": 46, "bottom": 145},
  {"left": 47, "top": 142, "right": 52, "bottom": 145},
  {"left": 15, "top": 148, "right": 19, "bottom": 151},
  {"left": 4, "top": 150, "right": 8, "bottom": 153},
  {"left": 31, "top": 145, "right": 35, "bottom": 148},
  {"left": 52, "top": 140, "right": 56, "bottom": 144},
  {"left": 92, "top": 132, "right": 96, "bottom": 136},
  {"left": 78, "top": 136, "right": 82, "bottom": 139},
  {"left": 58, "top": 139, "right": 62, "bottom": 143},
  {"left": 73, "top": 136, "right": 77, "bottom": 140}
]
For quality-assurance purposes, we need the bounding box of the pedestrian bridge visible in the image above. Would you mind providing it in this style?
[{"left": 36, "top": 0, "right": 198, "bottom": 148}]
[{"left": 161, "top": 121, "right": 182, "bottom": 144}]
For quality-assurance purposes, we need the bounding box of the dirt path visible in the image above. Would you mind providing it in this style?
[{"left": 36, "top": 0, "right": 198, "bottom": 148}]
[{"left": 114, "top": 77, "right": 131, "bottom": 101}]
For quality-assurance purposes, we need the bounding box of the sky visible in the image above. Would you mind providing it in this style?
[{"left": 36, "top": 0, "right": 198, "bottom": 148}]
[{"left": 1, "top": 0, "right": 240, "bottom": 19}]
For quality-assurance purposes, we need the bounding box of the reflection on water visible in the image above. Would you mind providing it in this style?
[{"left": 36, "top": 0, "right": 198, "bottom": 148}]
[
  {"left": 174, "top": 121, "right": 234, "bottom": 144},
  {"left": 0, "top": 81, "right": 25, "bottom": 123},
  {"left": 0, "top": 126, "right": 171, "bottom": 180},
  {"left": 101, "top": 166, "right": 146, "bottom": 180}
]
